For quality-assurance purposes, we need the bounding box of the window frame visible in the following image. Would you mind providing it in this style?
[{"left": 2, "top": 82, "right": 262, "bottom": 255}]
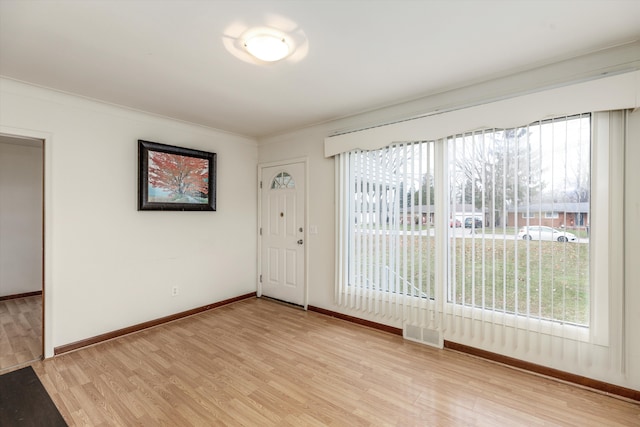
[{"left": 337, "top": 111, "right": 623, "bottom": 347}]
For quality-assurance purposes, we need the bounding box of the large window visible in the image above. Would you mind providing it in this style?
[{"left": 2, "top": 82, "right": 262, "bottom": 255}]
[
  {"left": 448, "top": 114, "right": 590, "bottom": 326},
  {"left": 341, "top": 114, "right": 595, "bottom": 330}
]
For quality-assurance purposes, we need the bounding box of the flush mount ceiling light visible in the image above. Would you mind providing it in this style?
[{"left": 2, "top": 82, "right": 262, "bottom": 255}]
[
  {"left": 243, "top": 33, "right": 290, "bottom": 62},
  {"left": 223, "top": 20, "right": 308, "bottom": 65}
]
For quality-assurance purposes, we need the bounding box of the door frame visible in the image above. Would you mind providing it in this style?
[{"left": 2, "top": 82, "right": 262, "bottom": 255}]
[
  {"left": 0, "top": 126, "right": 51, "bottom": 359},
  {"left": 257, "top": 157, "right": 309, "bottom": 309}
]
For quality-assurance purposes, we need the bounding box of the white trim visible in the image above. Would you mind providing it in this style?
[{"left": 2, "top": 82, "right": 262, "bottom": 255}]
[
  {"left": 335, "top": 156, "right": 344, "bottom": 306},
  {"left": 256, "top": 163, "right": 262, "bottom": 298},
  {"left": 0, "top": 126, "right": 53, "bottom": 358},
  {"left": 590, "top": 112, "right": 625, "bottom": 348}
]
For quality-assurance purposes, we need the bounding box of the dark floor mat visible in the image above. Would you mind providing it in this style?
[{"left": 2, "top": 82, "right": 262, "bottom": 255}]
[{"left": 0, "top": 366, "right": 67, "bottom": 426}]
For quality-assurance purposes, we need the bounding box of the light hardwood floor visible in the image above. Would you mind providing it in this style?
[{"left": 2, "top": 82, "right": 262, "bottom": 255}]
[
  {"left": 32, "top": 298, "right": 639, "bottom": 426},
  {"left": 0, "top": 295, "right": 42, "bottom": 372}
]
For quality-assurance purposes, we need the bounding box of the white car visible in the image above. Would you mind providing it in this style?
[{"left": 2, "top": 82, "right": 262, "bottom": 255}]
[{"left": 517, "top": 226, "right": 578, "bottom": 242}]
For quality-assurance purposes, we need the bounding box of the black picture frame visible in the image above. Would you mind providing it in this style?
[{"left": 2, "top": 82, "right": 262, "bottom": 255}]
[{"left": 138, "top": 140, "right": 216, "bottom": 211}]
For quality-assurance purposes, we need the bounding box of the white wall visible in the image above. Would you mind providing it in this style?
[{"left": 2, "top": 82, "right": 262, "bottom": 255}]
[
  {"left": 0, "top": 78, "right": 258, "bottom": 357},
  {"left": 0, "top": 138, "right": 43, "bottom": 297},
  {"left": 625, "top": 108, "right": 640, "bottom": 392},
  {"left": 258, "top": 61, "right": 640, "bottom": 390}
]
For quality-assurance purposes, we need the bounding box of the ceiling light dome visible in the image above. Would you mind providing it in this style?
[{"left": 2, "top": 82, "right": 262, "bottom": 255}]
[
  {"left": 224, "top": 22, "right": 307, "bottom": 65},
  {"left": 243, "top": 33, "right": 290, "bottom": 62}
]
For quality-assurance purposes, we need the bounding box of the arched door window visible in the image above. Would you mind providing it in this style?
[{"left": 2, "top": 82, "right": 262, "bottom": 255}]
[{"left": 270, "top": 171, "right": 295, "bottom": 189}]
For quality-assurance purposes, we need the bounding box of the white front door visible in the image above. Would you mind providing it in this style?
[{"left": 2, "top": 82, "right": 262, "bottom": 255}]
[{"left": 260, "top": 162, "right": 305, "bottom": 306}]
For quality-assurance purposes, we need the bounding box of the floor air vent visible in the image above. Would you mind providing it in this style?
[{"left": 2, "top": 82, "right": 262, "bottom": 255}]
[{"left": 403, "top": 324, "right": 443, "bottom": 349}]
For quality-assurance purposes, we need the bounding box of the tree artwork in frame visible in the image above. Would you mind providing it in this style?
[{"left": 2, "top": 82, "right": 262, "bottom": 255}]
[{"left": 138, "top": 140, "right": 216, "bottom": 211}]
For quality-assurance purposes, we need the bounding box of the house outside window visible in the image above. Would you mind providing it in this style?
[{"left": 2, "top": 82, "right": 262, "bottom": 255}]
[{"left": 338, "top": 113, "right": 615, "bottom": 335}]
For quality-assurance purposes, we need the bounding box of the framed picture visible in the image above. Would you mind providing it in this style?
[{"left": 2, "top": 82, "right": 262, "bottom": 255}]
[{"left": 138, "top": 140, "right": 216, "bottom": 211}]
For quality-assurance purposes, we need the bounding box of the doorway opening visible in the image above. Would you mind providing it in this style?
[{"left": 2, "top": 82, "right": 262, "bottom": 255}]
[{"left": 0, "top": 134, "right": 44, "bottom": 372}]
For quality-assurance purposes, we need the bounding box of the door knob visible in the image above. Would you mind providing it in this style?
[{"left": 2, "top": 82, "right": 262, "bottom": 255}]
[{"left": 297, "top": 239, "right": 304, "bottom": 245}]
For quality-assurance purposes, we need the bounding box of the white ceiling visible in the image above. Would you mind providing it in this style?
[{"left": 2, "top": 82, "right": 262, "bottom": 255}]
[{"left": 1, "top": 0, "right": 639, "bottom": 139}]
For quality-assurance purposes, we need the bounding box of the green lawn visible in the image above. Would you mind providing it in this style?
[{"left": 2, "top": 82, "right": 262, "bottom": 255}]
[
  {"left": 449, "top": 237, "right": 589, "bottom": 325},
  {"left": 355, "top": 234, "right": 589, "bottom": 326}
]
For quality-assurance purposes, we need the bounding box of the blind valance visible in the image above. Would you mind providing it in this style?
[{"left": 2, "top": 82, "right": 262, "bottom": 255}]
[{"left": 324, "top": 70, "right": 640, "bottom": 157}]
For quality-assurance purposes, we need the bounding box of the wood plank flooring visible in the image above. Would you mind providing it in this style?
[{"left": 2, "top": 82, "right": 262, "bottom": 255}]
[
  {"left": 31, "top": 298, "right": 639, "bottom": 426},
  {"left": 0, "top": 295, "right": 42, "bottom": 372}
]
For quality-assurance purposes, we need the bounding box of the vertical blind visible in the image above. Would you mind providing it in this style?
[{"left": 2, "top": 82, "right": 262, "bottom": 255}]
[
  {"left": 336, "top": 141, "right": 439, "bottom": 331},
  {"left": 336, "top": 107, "right": 628, "bottom": 384},
  {"left": 446, "top": 114, "right": 591, "bottom": 345},
  {"left": 337, "top": 114, "right": 596, "bottom": 345}
]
